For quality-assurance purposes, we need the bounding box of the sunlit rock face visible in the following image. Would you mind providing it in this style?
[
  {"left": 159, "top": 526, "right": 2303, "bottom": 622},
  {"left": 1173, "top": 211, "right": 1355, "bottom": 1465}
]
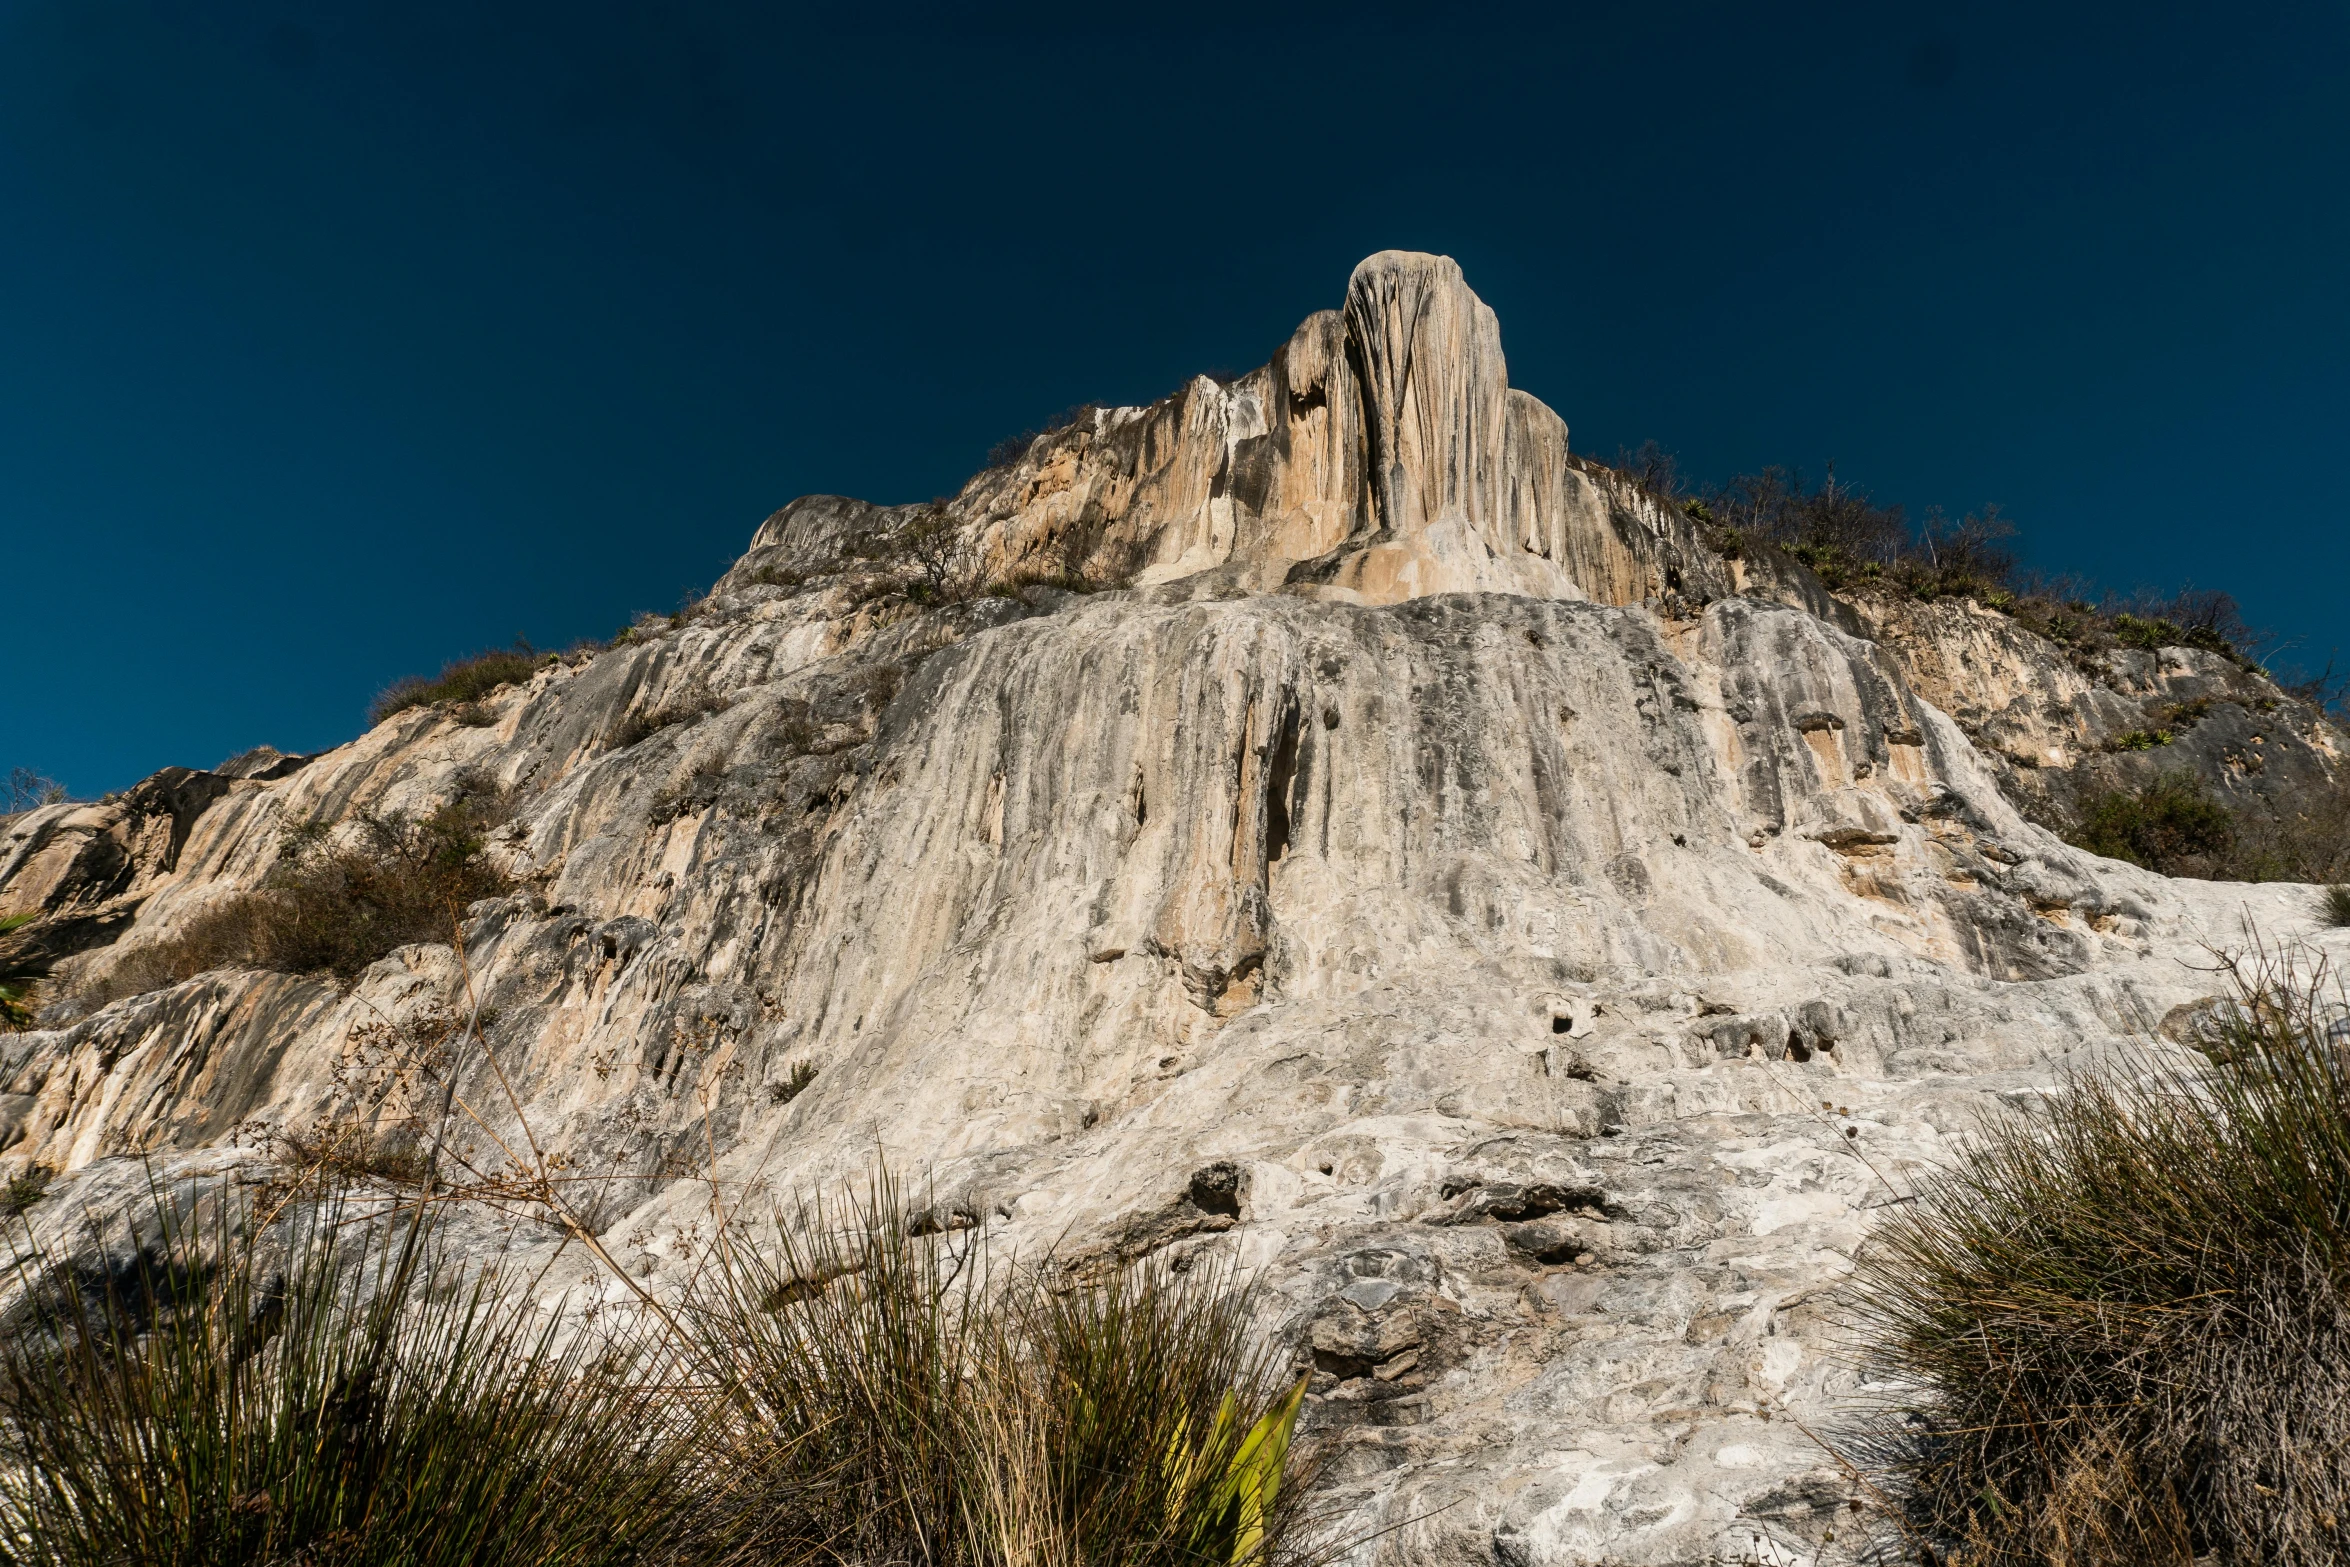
[{"left": 4, "top": 253, "right": 2345, "bottom": 1566}]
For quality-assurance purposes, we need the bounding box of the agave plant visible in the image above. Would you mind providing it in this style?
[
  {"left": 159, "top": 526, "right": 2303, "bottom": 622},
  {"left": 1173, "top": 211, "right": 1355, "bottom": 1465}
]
[{"left": 1163, "top": 1375, "right": 1310, "bottom": 1566}]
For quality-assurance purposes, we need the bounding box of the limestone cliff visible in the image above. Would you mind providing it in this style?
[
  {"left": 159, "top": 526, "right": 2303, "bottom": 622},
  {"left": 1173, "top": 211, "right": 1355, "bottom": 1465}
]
[{"left": 3, "top": 252, "right": 2344, "bottom": 1567}]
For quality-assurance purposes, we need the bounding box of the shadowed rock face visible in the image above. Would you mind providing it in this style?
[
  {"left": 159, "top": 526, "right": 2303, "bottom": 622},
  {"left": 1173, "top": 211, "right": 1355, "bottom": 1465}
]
[{"left": 4, "top": 252, "right": 2345, "bottom": 1566}]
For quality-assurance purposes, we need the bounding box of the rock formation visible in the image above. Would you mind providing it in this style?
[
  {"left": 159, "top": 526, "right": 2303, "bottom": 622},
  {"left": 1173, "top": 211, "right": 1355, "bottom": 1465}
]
[{"left": 4, "top": 251, "right": 2345, "bottom": 1566}]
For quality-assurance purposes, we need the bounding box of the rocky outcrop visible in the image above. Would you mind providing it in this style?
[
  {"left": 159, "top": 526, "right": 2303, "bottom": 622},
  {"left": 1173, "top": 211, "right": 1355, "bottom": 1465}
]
[
  {"left": 1846, "top": 589, "right": 2348, "bottom": 847},
  {"left": 734, "top": 253, "right": 1733, "bottom": 617},
  {"left": 4, "top": 252, "right": 2344, "bottom": 1567}
]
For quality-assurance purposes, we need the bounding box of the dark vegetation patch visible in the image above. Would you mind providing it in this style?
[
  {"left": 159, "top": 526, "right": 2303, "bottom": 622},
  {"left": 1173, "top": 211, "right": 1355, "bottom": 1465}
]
[
  {"left": 72, "top": 778, "right": 518, "bottom": 1009},
  {"left": 1842, "top": 950, "right": 2350, "bottom": 1565},
  {"left": 0, "top": 915, "right": 48, "bottom": 1031},
  {"left": 766, "top": 1060, "right": 817, "bottom": 1106},
  {"left": 743, "top": 560, "right": 809, "bottom": 591},
  {"left": 2069, "top": 774, "right": 2238, "bottom": 877},
  {"left": 2064, "top": 773, "right": 2350, "bottom": 884},
  {"left": 0, "top": 1167, "right": 50, "bottom": 1216},
  {"left": 369, "top": 644, "right": 551, "bottom": 727}
]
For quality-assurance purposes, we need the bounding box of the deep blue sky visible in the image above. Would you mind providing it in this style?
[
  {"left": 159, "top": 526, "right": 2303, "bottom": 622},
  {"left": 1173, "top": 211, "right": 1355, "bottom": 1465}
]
[{"left": 6, "top": 2, "right": 2346, "bottom": 795}]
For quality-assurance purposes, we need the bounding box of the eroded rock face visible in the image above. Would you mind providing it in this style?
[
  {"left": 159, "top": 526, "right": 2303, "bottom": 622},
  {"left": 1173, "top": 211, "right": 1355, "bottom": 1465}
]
[
  {"left": 1849, "top": 589, "right": 2347, "bottom": 840},
  {"left": 5, "top": 252, "right": 2346, "bottom": 1567}
]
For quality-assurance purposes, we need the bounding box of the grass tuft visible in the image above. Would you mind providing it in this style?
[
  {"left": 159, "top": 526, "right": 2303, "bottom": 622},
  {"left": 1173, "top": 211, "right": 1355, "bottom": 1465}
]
[
  {"left": 370, "top": 645, "right": 548, "bottom": 727},
  {"left": 691, "top": 1169, "right": 1318, "bottom": 1567},
  {"left": 1842, "top": 945, "right": 2350, "bottom": 1565},
  {"left": 2323, "top": 885, "right": 2350, "bottom": 928},
  {"left": 0, "top": 1181, "right": 699, "bottom": 1567}
]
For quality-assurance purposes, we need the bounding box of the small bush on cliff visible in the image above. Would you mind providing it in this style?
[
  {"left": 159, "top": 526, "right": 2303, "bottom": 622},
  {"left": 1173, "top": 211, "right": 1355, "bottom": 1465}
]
[
  {"left": 0, "top": 1185, "right": 697, "bottom": 1567},
  {"left": 0, "top": 914, "right": 50, "bottom": 1030},
  {"left": 2064, "top": 773, "right": 2350, "bottom": 885},
  {"left": 369, "top": 644, "right": 548, "bottom": 727},
  {"left": 2, "top": 768, "right": 70, "bottom": 814},
  {"left": 2069, "top": 773, "right": 2236, "bottom": 876},
  {"left": 2322, "top": 886, "right": 2350, "bottom": 927},
  {"left": 74, "top": 784, "right": 517, "bottom": 1006},
  {"left": 1843, "top": 950, "right": 2350, "bottom": 1566},
  {"left": 604, "top": 682, "right": 729, "bottom": 751}
]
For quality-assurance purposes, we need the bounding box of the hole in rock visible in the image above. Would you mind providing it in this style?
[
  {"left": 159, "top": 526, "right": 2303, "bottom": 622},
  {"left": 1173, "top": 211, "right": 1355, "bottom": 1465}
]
[
  {"left": 1551, "top": 1015, "right": 1572, "bottom": 1035},
  {"left": 1312, "top": 1349, "right": 1378, "bottom": 1380},
  {"left": 1187, "top": 1162, "right": 1244, "bottom": 1219}
]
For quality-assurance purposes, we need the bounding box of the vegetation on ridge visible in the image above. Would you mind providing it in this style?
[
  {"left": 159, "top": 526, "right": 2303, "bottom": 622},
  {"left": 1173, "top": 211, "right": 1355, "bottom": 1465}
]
[
  {"left": 1606, "top": 442, "right": 2267, "bottom": 668},
  {"left": 2061, "top": 772, "right": 2350, "bottom": 885},
  {"left": 370, "top": 643, "right": 551, "bottom": 727}
]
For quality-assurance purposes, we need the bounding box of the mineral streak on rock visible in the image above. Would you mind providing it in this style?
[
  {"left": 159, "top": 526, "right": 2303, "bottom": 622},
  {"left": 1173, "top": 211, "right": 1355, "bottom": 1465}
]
[{"left": 3, "top": 253, "right": 2345, "bottom": 1566}]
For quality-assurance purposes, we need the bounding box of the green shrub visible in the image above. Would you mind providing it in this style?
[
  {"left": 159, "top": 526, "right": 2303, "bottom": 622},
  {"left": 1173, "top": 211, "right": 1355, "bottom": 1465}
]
[
  {"left": 370, "top": 645, "right": 548, "bottom": 727},
  {"left": 0, "top": 1167, "right": 49, "bottom": 1216},
  {"left": 2322, "top": 886, "right": 2350, "bottom": 928},
  {"left": 1842, "top": 952, "right": 2350, "bottom": 1565},
  {"left": 690, "top": 1171, "right": 1315, "bottom": 1567},
  {"left": 0, "top": 913, "right": 48, "bottom": 1030},
  {"left": 2105, "top": 729, "right": 2173, "bottom": 752},
  {"left": 2071, "top": 773, "right": 2235, "bottom": 875},
  {"left": 2069, "top": 774, "right": 2350, "bottom": 886},
  {"left": 0, "top": 1185, "right": 699, "bottom": 1567},
  {"left": 74, "top": 786, "right": 517, "bottom": 1007},
  {"left": 766, "top": 1060, "right": 818, "bottom": 1106}
]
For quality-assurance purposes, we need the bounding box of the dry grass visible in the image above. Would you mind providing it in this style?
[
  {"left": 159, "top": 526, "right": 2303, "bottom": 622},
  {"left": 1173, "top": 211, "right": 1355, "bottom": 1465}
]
[
  {"left": 71, "top": 783, "right": 517, "bottom": 1009},
  {"left": 1841, "top": 944, "right": 2350, "bottom": 1565},
  {"left": 370, "top": 644, "right": 549, "bottom": 727},
  {"left": 0, "top": 1184, "right": 701, "bottom": 1567},
  {"left": 689, "top": 1172, "right": 1318, "bottom": 1567},
  {"left": 14, "top": 935, "right": 1322, "bottom": 1567}
]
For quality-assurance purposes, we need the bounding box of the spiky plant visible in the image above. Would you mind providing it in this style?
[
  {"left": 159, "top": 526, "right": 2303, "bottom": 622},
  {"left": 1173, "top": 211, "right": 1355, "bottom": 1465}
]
[
  {"left": 1843, "top": 948, "right": 2350, "bottom": 1565},
  {"left": 0, "top": 1180, "right": 705, "bottom": 1567},
  {"left": 2321, "top": 884, "right": 2350, "bottom": 928},
  {"left": 690, "top": 1170, "right": 1317, "bottom": 1567}
]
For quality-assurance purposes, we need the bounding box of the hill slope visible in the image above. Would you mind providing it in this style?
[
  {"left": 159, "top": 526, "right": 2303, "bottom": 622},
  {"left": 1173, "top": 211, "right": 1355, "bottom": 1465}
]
[{"left": 4, "top": 251, "right": 2345, "bottom": 1566}]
